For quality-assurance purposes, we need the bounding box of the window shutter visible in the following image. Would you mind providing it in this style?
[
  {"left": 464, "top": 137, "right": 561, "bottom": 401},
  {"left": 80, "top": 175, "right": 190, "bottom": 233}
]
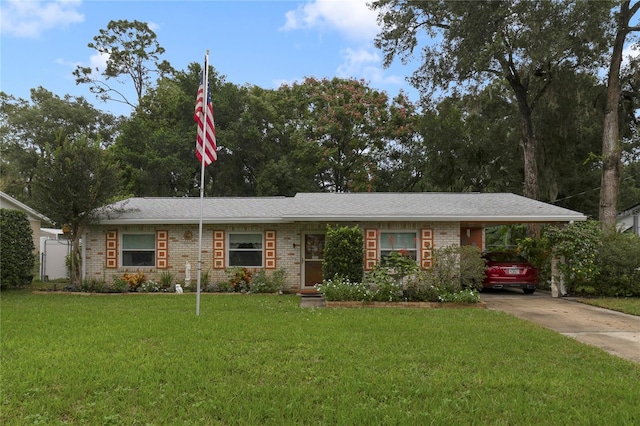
[
  {"left": 420, "top": 228, "right": 434, "bottom": 269},
  {"left": 156, "top": 230, "right": 168, "bottom": 269},
  {"left": 265, "top": 230, "right": 277, "bottom": 269},
  {"left": 213, "top": 230, "right": 225, "bottom": 269},
  {"left": 364, "top": 228, "right": 378, "bottom": 271}
]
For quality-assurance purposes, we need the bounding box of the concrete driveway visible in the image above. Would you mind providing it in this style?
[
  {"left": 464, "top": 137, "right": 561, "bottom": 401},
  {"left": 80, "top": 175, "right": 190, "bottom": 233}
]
[{"left": 481, "top": 289, "right": 640, "bottom": 364}]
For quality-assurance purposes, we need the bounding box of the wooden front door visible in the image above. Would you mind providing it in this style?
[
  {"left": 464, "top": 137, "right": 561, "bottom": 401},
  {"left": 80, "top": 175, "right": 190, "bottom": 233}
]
[{"left": 303, "top": 233, "right": 325, "bottom": 288}]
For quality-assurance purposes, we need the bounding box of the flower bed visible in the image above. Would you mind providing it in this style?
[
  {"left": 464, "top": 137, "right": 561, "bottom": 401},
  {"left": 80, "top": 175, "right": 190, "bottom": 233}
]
[{"left": 325, "top": 300, "right": 487, "bottom": 309}]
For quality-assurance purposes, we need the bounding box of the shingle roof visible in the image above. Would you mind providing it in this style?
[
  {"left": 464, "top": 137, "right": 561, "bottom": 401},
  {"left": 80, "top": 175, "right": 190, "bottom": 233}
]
[
  {"left": 0, "top": 191, "right": 52, "bottom": 224},
  {"left": 98, "top": 193, "right": 586, "bottom": 225}
]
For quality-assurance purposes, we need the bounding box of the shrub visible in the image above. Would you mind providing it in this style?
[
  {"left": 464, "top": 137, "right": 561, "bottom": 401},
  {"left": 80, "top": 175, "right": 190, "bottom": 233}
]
[
  {"left": 316, "top": 276, "right": 371, "bottom": 301},
  {"left": 594, "top": 231, "right": 640, "bottom": 297},
  {"left": 457, "top": 245, "right": 486, "bottom": 290},
  {"left": 111, "top": 275, "right": 129, "bottom": 293},
  {"left": 0, "top": 209, "right": 35, "bottom": 289},
  {"left": 251, "top": 269, "right": 286, "bottom": 293},
  {"left": 80, "top": 278, "right": 107, "bottom": 293},
  {"left": 227, "top": 267, "right": 252, "bottom": 292},
  {"left": 159, "top": 271, "right": 175, "bottom": 290},
  {"left": 518, "top": 236, "right": 552, "bottom": 289},
  {"left": 139, "top": 280, "right": 161, "bottom": 292},
  {"left": 403, "top": 273, "right": 440, "bottom": 302},
  {"left": 437, "top": 288, "right": 481, "bottom": 303},
  {"left": 546, "top": 220, "right": 602, "bottom": 293},
  {"left": 120, "top": 272, "right": 147, "bottom": 292},
  {"left": 364, "top": 262, "right": 405, "bottom": 302},
  {"left": 323, "top": 225, "right": 364, "bottom": 284},
  {"left": 400, "top": 246, "right": 483, "bottom": 302}
]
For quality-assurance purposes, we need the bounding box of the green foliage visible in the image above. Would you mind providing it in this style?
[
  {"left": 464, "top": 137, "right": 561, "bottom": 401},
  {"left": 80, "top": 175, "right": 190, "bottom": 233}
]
[
  {"left": 546, "top": 220, "right": 602, "bottom": 290},
  {"left": 322, "top": 225, "right": 364, "bottom": 283},
  {"left": 119, "top": 272, "right": 146, "bottom": 292},
  {"left": 0, "top": 88, "right": 119, "bottom": 202},
  {"left": 425, "top": 246, "right": 485, "bottom": 292},
  {"left": 251, "top": 269, "right": 286, "bottom": 293},
  {"left": 315, "top": 276, "right": 371, "bottom": 302},
  {"left": 32, "top": 134, "right": 122, "bottom": 286},
  {"left": 0, "top": 209, "right": 35, "bottom": 289},
  {"left": 81, "top": 279, "right": 107, "bottom": 293},
  {"left": 364, "top": 267, "right": 403, "bottom": 302},
  {"left": 318, "top": 246, "right": 482, "bottom": 303},
  {"left": 139, "top": 280, "right": 161, "bottom": 292},
  {"left": 227, "top": 267, "right": 253, "bottom": 293},
  {"left": 158, "top": 270, "right": 175, "bottom": 289},
  {"left": 74, "top": 19, "right": 173, "bottom": 107},
  {"left": 518, "top": 222, "right": 640, "bottom": 296},
  {"left": 111, "top": 275, "right": 129, "bottom": 293},
  {"left": 594, "top": 231, "right": 640, "bottom": 297},
  {"left": 458, "top": 245, "right": 486, "bottom": 290},
  {"left": 517, "top": 236, "right": 553, "bottom": 289}
]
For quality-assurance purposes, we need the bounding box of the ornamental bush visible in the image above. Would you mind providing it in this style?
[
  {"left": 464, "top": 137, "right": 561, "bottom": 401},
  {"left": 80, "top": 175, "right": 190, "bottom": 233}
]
[
  {"left": 322, "top": 225, "right": 364, "bottom": 283},
  {"left": 594, "top": 231, "right": 640, "bottom": 297},
  {"left": 0, "top": 209, "right": 35, "bottom": 289},
  {"left": 317, "top": 246, "right": 482, "bottom": 303},
  {"left": 251, "top": 269, "right": 286, "bottom": 293}
]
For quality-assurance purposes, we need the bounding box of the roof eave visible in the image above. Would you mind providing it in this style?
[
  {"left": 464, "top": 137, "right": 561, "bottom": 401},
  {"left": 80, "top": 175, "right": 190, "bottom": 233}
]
[
  {"left": 96, "top": 218, "right": 288, "bottom": 225},
  {"left": 283, "top": 215, "right": 588, "bottom": 222}
]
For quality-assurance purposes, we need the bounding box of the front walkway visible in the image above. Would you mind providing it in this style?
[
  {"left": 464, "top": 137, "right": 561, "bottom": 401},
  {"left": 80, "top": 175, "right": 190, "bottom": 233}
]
[{"left": 481, "top": 289, "right": 640, "bottom": 364}]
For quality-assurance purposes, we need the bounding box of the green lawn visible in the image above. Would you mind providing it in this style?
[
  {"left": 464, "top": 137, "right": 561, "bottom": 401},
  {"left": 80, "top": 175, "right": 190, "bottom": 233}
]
[
  {"left": 577, "top": 297, "right": 640, "bottom": 316},
  {"left": 2, "top": 291, "right": 639, "bottom": 425}
]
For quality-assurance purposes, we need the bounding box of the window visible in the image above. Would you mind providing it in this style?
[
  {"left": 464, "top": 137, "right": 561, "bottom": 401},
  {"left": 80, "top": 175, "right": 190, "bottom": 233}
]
[
  {"left": 380, "top": 232, "right": 417, "bottom": 262},
  {"left": 122, "top": 234, "right": 155, "bottom": 267},
  {"left": 228, "top": 233, "right": 263, "bottom": 267}
]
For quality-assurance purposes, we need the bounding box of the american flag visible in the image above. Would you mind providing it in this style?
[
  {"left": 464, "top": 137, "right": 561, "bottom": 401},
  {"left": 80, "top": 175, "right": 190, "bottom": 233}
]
[{"left": 194, "top": 60, "right": 217, "bottom": 166}]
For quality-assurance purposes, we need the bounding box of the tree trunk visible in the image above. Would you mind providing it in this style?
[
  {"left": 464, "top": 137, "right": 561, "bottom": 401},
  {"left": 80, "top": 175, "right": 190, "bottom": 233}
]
[
  {"left": 599, "top": 2, "right": 631, "bottom": 228},
  {"left": 517, "top": 94, "right": 541, "bottom": 238},
  {"left": 71, "top": 224, "right": 85, "bottom": 288}
]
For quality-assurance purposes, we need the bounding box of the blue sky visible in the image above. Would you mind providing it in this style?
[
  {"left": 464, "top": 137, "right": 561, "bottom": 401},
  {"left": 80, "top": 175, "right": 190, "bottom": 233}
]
[{"left": 1, "top": 0, "right": 421, "bottom": 117}]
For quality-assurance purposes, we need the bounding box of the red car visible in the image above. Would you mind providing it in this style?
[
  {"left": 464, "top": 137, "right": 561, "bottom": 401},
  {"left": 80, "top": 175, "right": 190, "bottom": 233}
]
[{"left": 482, "top": 252, "right": 538, "bottom": 294}]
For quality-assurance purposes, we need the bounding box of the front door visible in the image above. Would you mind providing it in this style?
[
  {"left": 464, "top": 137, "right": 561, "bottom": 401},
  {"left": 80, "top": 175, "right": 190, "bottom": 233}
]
[{"left": 303, "top": 233, "right": 325, "bottom": 288}]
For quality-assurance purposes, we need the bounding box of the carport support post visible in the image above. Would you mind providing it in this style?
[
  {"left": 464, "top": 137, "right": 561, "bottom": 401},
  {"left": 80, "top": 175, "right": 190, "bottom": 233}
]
[{"left": 550, "top": 255, "right": 566, "bottom": 298}]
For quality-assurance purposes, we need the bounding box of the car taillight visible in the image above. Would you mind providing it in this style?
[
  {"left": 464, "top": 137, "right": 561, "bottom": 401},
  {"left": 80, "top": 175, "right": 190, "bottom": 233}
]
[{"left": 487, "top": 266, "right": 502, "bottom": 275}]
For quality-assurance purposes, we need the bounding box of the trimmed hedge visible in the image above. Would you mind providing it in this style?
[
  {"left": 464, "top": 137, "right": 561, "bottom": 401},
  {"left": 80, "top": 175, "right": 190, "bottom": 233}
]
[
  {"left": 322, "top": 225, "right": 364, "bottom": 283},
  {"left": 1, "top": 209, "right": 35, "bottom": 289}
]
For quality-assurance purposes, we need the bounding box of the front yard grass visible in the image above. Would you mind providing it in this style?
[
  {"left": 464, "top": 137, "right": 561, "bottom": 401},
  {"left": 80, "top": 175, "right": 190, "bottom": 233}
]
[
  {"left": 2, "top": 291, "right": 639, "bottom": 425},
  {"left": 577, "top": 297, "right": 640, "bottom": 316}
]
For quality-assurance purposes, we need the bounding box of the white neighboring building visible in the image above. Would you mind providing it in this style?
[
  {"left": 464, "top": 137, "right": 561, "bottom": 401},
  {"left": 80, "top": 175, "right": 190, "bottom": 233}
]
[
  {"left": 617, "top": 203, "right": 640, "bottom": 236},
  {"left": 40, "top": 228, "right": 71, "bottom": 280}
]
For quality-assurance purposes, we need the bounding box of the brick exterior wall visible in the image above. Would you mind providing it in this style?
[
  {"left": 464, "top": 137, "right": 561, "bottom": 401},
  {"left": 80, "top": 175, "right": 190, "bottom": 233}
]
[{"left": 83, "top": 221, "right": 461, "bottom": 293}]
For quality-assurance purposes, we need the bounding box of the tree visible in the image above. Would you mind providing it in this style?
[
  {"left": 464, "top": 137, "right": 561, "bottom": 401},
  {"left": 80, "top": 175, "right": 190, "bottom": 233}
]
[
  {"left": 0, "top": 88, "right": 119, "bottom": 201},
  {"left": 371, "top": 0, "right": 612, "bottom": 207},
  {"left": 0, "top": 209, "right": 35, "bottom": 289},
  {"left": 32, "top": 135, "right": 121, "bottom": 287},
  {"left": 599, "top": 0, "right": 639, "bottom": 228},
  {"left": 113, "top": 73, "right": 204, "bottom": 197},
  {"left": 74, "top": 19, "right": 173, "bottom": 109},
  {"left": 285, "top": 77, "right": 391, "bottom": 192}
]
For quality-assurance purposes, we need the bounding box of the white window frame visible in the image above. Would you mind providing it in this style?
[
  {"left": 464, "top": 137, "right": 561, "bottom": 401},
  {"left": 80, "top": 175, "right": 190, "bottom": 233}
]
[
  {"left": 228, "top": 232, "right": 264, "bottom": 268},
  {"left": 121, "top": 233, "right": 156, "bottom": 267},
  {"left": 379, "top": 231, "right": 418, "bottom": 262}
]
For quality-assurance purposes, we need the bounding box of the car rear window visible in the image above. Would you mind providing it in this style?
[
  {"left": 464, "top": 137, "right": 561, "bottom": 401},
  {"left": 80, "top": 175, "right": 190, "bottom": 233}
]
[{"left": 484, "top": 252, "right": 527, "bottom": 263}]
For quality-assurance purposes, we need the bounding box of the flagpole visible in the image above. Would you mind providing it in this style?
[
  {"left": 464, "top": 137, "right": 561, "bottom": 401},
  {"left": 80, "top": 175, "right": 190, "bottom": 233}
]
[{"left": 196, "top": 50, "right": 210, "bottom": 316}]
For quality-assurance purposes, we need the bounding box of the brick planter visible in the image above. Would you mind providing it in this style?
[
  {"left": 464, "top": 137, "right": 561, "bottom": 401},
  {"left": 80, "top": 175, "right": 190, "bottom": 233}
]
[{"left": 325, "top": 301, "right": 487, "bottom": 309}]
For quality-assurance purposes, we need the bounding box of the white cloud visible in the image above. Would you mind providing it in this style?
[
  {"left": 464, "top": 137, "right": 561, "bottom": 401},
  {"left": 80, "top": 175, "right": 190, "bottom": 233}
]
[
  {"left": 0, "top": 0, "right": 84, "bottom": 38},
  {"left": 336, "top": 47, "right": 403, "bottom": 87},
  {"left": 280, "top": 0, "right": 379, "bottom": 41}
]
